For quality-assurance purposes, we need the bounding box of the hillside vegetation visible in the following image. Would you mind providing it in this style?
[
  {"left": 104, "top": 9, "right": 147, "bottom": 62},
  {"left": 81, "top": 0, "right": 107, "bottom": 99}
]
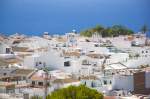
[{"left": 80, "top": 25, "right": 134, "bottom": 37}]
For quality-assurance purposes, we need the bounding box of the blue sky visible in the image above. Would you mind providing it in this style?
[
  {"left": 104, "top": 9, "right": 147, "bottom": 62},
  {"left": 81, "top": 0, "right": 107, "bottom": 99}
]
[{"left": 0, "top": 0, "right": 150, "bottom": 35}]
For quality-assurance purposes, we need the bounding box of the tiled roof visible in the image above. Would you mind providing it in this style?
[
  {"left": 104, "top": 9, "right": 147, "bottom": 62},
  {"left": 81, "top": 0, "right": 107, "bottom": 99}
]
[
  {"left": 81, "top": 75, "right": 98, "bottom": 80},
  {"left": 87, "top": 53, "right": 104, "bottom": 59},
  {"left": 63, "top": 51, "right": 80, "bottom": 57},
  {"left": 53, "top": 78, "right": 79, "bottom": 83},
  {"left": 12, "top": 69, "right": 34, "bottom": 76},
  {"left": 12, "top": 47, "right": 29, "bottom": 52}
]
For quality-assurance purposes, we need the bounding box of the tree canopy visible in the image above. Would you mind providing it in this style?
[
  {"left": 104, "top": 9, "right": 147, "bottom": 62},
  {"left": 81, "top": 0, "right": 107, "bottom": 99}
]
[
  {"left": 47, "top": 85, "right": 104, "bottom": 99},
  {"left": 31, "top": 96, "right": 42, "bottom": 99},
  {"left": 80, "top": 25, "right": 134, "bottom": 37}
]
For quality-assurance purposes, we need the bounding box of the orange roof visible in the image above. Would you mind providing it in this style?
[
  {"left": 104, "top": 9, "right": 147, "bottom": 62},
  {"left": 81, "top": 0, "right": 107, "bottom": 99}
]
[
  {"left": 87, "top": 53, "right": 104, "bottom": 59},
  {"left": 30, "top": 76, "right": 43, "bottom": 81},
  {"left": 64, "top": 51, "right": 80, "bottom": 57},
  {"left": 30, "top": 73, "right": 52, "bottom": 81},
  {"left": 81, "top": 75, "right": 98, "bottom": 80},
  {"left": 104, "top": 96, "right": 116, "bottom": 99},
  {"left": 56, "top": 38, "right": 67, "bottom": 42},
  {"left": 53, "top": 78, "right": 79, "bottom": 83},
  {"left": 0, "top": 82, "right": 15, "bottom": 88}
]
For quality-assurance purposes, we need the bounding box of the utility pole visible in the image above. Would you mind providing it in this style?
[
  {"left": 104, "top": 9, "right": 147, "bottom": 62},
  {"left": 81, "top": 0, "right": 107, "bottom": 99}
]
[
  {"left": 101, "top": 55, "right": 110, "bottom": 76},
  {"left": 43, "top": 68, "right": 49, "bottom": 99}
]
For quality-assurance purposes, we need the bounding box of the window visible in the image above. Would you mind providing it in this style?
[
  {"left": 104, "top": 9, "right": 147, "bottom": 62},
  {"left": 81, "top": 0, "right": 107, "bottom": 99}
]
[
  {"left": 103, "top": 80, "right": 107, "bottom": 85},
  {"left": 82, "top": 60, "right": 88, "bottom": 65},
  {"left": 35, "top": 62, "right": 38, "bottom": 66},
  {"left": 38, "top": 82, "right": 43, "bottom": 86},
  {"left": 32, "top": 81, "right": 35, "bottom": 85},
  {"left": 23, "top": 77, "right": 26, "bottom": 80},
  {"left": 91, "top": 81, "right": 95, "bottom": 87},
  {"left": 6, "top": 48, "right": 11, "bottom": 54},
  {"left": 110, "top": 80, "right": 112, "bottom": 84},
  {"left": 84, "top": 81, "right": 86, "bottom": 85},
  {"left": 3, "top": 73, "right": 7, "bottom": 76},
  {"left": 94, "top": 44, "right": 99, "bottom": 47},
  {"left": 43, "top": 62, "right": 46, "bottom": 67},
  {"left": 64, "top": 61, "right": 70, "bottom": 67},
  {"left": 93, "top": 63, "right": 97, "bottom": 66},
  {"left": 89, "top": 51, "right": 94, "bottom": 52},
  {"left": 47, "top": 83, "right": 49, "bottom": 86}
]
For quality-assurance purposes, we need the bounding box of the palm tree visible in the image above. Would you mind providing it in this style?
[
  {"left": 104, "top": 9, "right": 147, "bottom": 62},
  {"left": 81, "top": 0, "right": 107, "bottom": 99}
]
[
  {"left": 141, "top": 25, "right": 149, "bottom": 34},
  {"left": 43, "top": 67, "right": 49, "bottom": 99},
  {"left": 141, "top": 25, "right": 149, "bottom": 46}
]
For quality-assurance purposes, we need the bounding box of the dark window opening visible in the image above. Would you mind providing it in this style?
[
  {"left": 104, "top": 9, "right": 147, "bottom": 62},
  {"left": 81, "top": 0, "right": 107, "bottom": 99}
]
[
  {"left": 110, "top": 80, "right": 112, "bottom": 84},
  {"left": 82, "top": 60, "right": 88, "bottom": 65},
  {"left": 43, "top": 62, "right": 46, "bottom": 67},
  {"left": 3, "top": 73, "right": 7, "bottom": 76},
  {"left": 23, "top": 77, "right": 26, "bottom": 80},
  {"left": 91, "top": 82, "right": 95, "bottom": 87},
  {"left": 38, "top": 82, "right": 43, "bottom": 86},
  {"left": 104, "top": 80, "right": 107, "bottom": 85},
  {"left": 47, "top": 83, "right": 49, "bottom": 86},
  {"left": 94, "top": 44, "right": 99, "bottom": 47},
  {"left": 64, "top": 61, "right": 70, "bottom": 67},
  {"left": 6, "top": 48, "right": 11, "bottom": 54},
  {"left": 89, "top": 51, "right": 94, "bottom": 52},
  {"left": 84, "top": 81, "right": 86, "bottom": 85},
  {"left": 32, "top": 81, "right": 35, "bottom": 85},
  {"left": 35, "top": 62, "right": 38, "bottom": 66}
]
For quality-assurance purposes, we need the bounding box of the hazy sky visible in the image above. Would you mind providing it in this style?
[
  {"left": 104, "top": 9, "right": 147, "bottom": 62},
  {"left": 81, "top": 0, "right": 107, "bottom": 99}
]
[{"left": 0, "top": 0, "right": 150, "bottom": 35}]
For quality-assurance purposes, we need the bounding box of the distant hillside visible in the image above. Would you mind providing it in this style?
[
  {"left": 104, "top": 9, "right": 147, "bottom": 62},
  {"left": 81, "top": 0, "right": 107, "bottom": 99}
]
[{"left": 80, "top": 25, "right": 134, "bottom": 37}]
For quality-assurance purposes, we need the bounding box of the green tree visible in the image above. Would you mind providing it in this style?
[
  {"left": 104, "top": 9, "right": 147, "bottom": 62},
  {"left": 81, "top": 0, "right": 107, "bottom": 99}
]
[
  {"left": 93, "top": 25, "right": 105, "bottom": 33},
  {"left": 47, "top": 85, "right": 103, "bottom": 99},
  {"left": 80, "top": 25, "right": 105, "bottom": 37},
  {"left": 80, "top": 30, "right": 93, "bottom": 37},
  {"left": 126, "top": 29, "right": 134, "bottom": 35},
  {"left": 31, "top": 95, "right": 42, "bottom": 99},
  {"left": 80, "top": 24, "right": 133, "bottom": 37},
  {"left": 102, "top": 27, "right": 114, "bottom": 37}
]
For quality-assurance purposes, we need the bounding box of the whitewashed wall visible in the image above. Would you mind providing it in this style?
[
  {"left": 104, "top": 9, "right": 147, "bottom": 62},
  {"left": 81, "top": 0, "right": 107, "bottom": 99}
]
[
  {"left": 23, "top": 56, "right": 35, "bottom": 69},
  {"left": 112, "top": 75, "right": 134, "bottom": 91},
  {"left": 145, "top": 71, "right": 150, "bottom": 89}
]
